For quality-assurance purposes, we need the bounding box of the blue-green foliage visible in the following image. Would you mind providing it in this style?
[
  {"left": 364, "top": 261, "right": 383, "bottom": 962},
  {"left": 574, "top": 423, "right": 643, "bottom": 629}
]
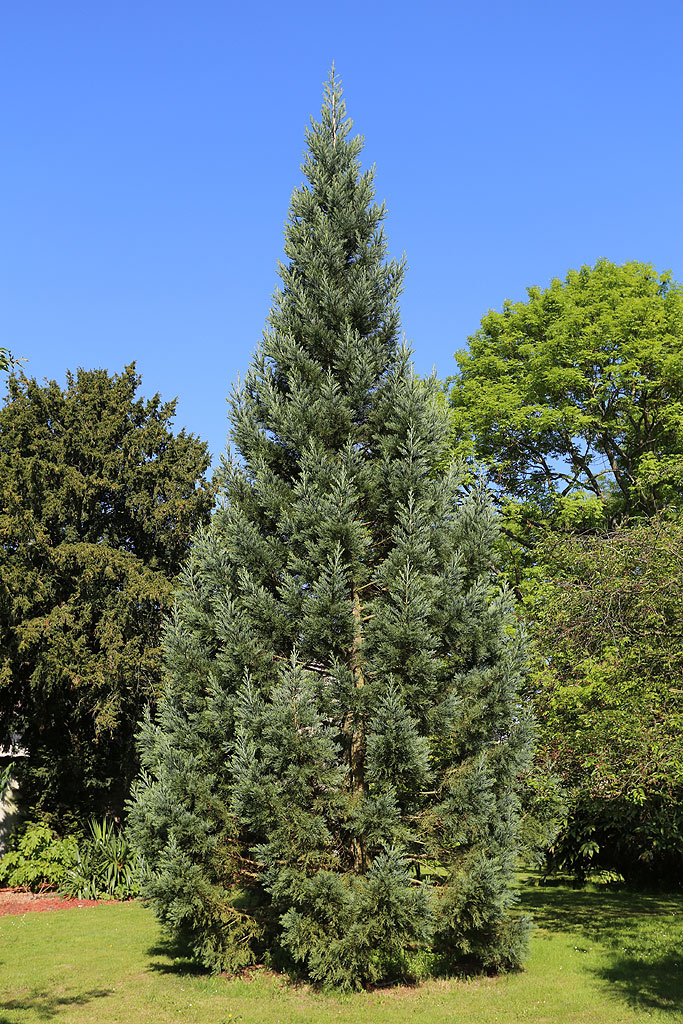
[{"left": 127, "top": 71, "right": 533, "bottom": 988}]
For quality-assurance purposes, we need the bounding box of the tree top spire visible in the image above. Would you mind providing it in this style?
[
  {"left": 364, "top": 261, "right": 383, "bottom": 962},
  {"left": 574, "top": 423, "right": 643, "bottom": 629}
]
[{"left": 315, "top": 64, "right": 349, "bottom": 150}]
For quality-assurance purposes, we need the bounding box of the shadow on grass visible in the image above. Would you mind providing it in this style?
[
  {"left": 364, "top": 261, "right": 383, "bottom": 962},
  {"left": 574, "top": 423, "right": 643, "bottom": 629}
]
[
  {"left": 519, "top": 877, "right": 683, "bottom": 1015},
  {"left": 0, "top": 987, "right": 111, "bottom": 1023},
  {"left": 145, "top": 937, "right": 210, "bottom": 977},
  {"left": 598, "top": 952, "right": 683, "bottom": 1015}
]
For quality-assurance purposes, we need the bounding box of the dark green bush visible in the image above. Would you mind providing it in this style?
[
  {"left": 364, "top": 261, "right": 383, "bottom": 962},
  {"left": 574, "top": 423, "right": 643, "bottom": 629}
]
[{"left": 0, "top": 821, "right": 79, "bottom": 890}]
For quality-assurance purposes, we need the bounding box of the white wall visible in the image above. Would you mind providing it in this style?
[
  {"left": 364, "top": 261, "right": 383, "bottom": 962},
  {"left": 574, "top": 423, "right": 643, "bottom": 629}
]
[{"left": 0, "top": 775, "right": 21, "bottom": 854}]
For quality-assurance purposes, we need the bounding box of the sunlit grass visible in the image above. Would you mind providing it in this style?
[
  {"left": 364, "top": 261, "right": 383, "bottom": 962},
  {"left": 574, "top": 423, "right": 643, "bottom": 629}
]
[{"left": 1, "top": 876, "right": 681, "bottom": 1023}]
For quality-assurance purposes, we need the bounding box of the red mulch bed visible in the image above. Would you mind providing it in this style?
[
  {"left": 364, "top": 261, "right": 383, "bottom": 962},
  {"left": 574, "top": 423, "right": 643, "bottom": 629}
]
[{"left": 0, "top": 887, "right": 103, "bottom": 916}]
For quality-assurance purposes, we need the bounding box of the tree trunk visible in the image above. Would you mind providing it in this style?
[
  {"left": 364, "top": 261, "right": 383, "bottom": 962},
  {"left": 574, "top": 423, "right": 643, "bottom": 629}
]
[{"left": 347, "top": 585, "right": 366, "bottom": 870}]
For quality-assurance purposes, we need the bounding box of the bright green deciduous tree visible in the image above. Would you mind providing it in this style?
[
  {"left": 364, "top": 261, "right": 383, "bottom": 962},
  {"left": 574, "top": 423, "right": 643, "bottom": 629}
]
[
  {"left": 448, "top": 261, "right": 683, "bottom": 884},
  {"left": 0, "top": 365, "right": 214, "bottom": 824},
  {"left": 0, "top": 349, "right": 22, "bottom": 375},
  {"left": 530, "top": 516, "right": 683, "bottom": 885},
  {"left": 449, "top": 260, "right": 683, "bottom": 549},
  {"left": 128, "top": 73, "right": 533, "bottom": 989}
]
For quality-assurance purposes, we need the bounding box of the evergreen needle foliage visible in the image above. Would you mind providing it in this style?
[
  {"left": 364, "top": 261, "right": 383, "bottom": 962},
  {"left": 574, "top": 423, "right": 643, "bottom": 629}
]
[
  {"left": 128, "top": 71, "right": 533, "bottom": 989},
  {"left": 0, "top": 365, "right": 213, "bottom": 822}
]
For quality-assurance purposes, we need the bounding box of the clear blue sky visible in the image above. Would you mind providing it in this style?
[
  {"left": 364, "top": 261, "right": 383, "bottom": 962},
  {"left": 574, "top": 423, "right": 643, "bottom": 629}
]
[{"left": 3, "top": 0, "right": 682, "bottom": 467}]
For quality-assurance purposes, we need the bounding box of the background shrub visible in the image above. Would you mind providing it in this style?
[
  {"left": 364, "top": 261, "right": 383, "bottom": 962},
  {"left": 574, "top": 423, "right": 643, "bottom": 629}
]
[{"left": 0, "top": 820, "right": 78, "bottom": 890}]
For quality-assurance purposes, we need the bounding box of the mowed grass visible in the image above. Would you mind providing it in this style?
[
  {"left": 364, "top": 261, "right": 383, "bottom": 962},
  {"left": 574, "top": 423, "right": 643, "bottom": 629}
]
[{"left": 1, "top": 877, "right": 682, "bottom": 1024}]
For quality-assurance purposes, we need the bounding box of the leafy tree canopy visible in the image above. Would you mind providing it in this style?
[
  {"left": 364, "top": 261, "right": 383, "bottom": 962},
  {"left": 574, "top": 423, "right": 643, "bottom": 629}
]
[
  {"left": 449, "top": 260, "right": 683, "bottom": 546},
  {"left": 449, "top": 261, "right": 683, "bottom": 885},
  {"left": 530, "top": 516, "right": 683, "bottom": 884},
  {"left": 0, "top": 349, "right": 20, "bottom": 374},
  {"left": 0, "top": 364, "right": 214, "bottom": 823}
]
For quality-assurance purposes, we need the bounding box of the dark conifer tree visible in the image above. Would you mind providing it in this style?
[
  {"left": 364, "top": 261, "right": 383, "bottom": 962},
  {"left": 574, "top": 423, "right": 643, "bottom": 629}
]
[
  {"left": 128, "top": 71, "right": 533, "bottom": 988},
  {"left": 0, "top": 365, "right": 213, "bottom": 823}
]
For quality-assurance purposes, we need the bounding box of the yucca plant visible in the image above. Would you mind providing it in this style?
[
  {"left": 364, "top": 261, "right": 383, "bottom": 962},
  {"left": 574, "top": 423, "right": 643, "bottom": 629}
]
[{"left": 62, "top": 818, "right": 139, "bottom": 900}]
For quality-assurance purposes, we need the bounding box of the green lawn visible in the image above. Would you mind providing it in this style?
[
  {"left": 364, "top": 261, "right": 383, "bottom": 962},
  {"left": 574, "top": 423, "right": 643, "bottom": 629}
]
[{"left": 1, "top": 877, "right": 681, "bottom": 1023}]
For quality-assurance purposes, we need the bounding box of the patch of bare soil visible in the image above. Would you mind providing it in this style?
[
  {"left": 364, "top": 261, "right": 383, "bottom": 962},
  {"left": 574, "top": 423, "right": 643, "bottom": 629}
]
[{"left": 0, "top": 887, "right": 102, "bottom": 916}]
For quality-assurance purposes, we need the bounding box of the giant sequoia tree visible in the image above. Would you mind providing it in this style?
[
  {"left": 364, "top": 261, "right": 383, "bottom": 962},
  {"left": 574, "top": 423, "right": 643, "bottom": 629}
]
[
  {"left": 0, "top": 365, "right": 213, "bottom": 823},
  {"left": 128, "top": 74, "right": 532, "bottom": 988}
]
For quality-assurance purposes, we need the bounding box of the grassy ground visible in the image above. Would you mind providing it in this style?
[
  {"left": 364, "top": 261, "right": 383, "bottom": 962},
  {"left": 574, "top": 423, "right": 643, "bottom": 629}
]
[{"left": 0, "top": 877, "right": 681, "bottom": 1024}]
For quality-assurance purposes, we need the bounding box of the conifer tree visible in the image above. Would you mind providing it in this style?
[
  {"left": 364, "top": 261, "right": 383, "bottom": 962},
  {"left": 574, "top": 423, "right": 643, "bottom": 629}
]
[
  {"left": 0, "top": 365, "right": 213, "bottom": 823},
  {"left": 128, "top": 71, "right": 533, "bottom": 989}
]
